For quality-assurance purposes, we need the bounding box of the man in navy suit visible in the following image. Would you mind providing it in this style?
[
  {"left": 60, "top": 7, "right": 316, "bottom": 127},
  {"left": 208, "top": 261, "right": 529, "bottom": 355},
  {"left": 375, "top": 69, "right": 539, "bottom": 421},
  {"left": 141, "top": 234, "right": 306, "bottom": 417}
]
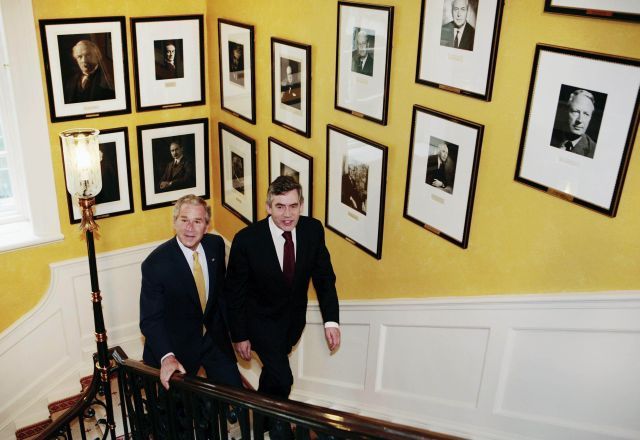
[
  {"left": 225, "top": 176, "right": 340, "bottom": 439},
  {"left": 440, "top": 0, "right": 476, "bottom": 51},
  {"left": 140, "top": 194, "right": 243, "bottom": 391}
]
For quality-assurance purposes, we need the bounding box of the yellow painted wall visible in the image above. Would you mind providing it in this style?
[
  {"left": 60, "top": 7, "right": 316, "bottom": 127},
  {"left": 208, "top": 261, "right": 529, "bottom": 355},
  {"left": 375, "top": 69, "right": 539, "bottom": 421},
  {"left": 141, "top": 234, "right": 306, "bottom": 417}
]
[
  {"left": 0, "top": 0, "right": 638, "bottom": 332},
  {"left": 208, "top": 0, "right": 640, "bottom": 299},
  {"left": 0, "top": 0, "right": 209, "bottom": 332}
]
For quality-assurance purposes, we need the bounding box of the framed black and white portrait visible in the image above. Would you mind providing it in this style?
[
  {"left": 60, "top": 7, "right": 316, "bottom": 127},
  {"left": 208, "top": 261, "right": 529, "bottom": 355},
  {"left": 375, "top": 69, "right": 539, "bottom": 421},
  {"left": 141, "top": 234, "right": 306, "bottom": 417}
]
[
  {"left": 268, "top": 137, "right": 313, "bottom": 216},
  {"left": 544, "top": 0, "right": 640, "bottom": 22},
  {"left": 137, "top": 118, "right": 209, "bottom": 210},
  {"left": 271, "top": 38, "right": 311, "bottom": 137},
  {"left": 62, "top": 127, "right": 134, "bottom": 224},
  {"left": 335, "top": 2, "right": 394, "bottom": 125},
  {"left": 416, "top": 0, "right": 504, "bottom": 100},
  {"left": 219, "top": 123, "right": 257, "bottom": 224},
  {"left": 218, "top": 19, "right": 256, "bottom": 124},
  {"left": 39, "top": 17, "right": 131, "bottom": 122},
  {"left": 515, "top": 44, "right": 640, "bottom": 216},
  {"left": 404, "top": 105, "right": 484, "bottom": 249},
  {"left": 326, "top": 125, "right": 387, "bottom": 259},
  {"left": 131, "top": 15, "right": 205, "bottom": 111}
]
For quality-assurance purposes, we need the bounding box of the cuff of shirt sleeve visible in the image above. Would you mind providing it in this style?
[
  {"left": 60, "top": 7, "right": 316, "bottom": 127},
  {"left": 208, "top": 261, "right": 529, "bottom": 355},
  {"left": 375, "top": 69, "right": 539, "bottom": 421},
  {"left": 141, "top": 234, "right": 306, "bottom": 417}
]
[
  {"left": 160, "top": 352, "right": 175, "bottom": 364},
  {"left": 324, "top": 321, "right": 339, "bottom": 329}
]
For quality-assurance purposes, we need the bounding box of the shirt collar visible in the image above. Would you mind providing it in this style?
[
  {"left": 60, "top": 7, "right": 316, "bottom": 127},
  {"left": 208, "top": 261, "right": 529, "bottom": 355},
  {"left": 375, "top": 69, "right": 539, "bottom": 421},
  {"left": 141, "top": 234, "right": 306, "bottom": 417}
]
[
  {"left": 176, "top": 237, "right": 204, "bottom": 261},
  {"left": 268, "top": 216, "right": 297, "bottom": 242}
]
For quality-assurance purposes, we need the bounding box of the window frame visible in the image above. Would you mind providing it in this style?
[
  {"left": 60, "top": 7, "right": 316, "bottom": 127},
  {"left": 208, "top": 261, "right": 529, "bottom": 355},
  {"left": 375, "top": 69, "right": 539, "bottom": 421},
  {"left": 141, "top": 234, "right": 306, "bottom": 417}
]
[{"left": 0, "top": 0, "right": 62, "bottom": 252}]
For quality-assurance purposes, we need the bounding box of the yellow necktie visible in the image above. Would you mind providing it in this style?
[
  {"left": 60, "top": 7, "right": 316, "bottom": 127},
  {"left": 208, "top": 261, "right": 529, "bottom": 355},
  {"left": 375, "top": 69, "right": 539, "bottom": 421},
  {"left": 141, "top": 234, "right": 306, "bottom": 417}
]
[{"left": 193, "top": 251, "right": 206, "bottom": 312}]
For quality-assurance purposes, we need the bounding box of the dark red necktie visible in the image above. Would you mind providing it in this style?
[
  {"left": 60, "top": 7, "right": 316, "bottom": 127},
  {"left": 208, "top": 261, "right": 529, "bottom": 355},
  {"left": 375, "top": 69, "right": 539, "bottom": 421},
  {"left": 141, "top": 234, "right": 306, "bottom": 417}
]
[{"left": 282, "top": 231, "right": 295, "bottom": 286}]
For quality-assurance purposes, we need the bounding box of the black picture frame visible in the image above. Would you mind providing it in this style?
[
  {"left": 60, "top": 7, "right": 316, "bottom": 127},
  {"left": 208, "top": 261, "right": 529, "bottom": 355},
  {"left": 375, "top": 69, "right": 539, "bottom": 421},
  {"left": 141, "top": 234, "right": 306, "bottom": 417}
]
[
  {"left": 137, "top": 118, "right": 210, "bottom": 211},
  {"left": 131, "top": 15, "right": 205, "bottom": 112},
  {"left": 415, "top": 0, "right": 504, "bottom": 100},
  {"left": 404, "top": 105, "right": 484, "bottom": 249},
  {"left": 271, "top": 38, "right": 312, "bottom": 138},
  {"left": 61, "top": 127, "right": 134, "bottom": 224},
  {"left": 544, "top": 0, "right": 640, "bottom": 22},
  {"left": 39, "top": 16, "right": 131, "bottom": 122},
  {"left": 268, "top": 137, "right": 313, "bottom": 216},
  {"left": 218, "top": 19, "right": 256, "bottom": 124},
  {"left": 326, "top": 125, "right": 388, "bottom": 259},
  {"left": 515, "top": 44, "right": 640, "bottom": 216},
  {"left": 218, "top": 123, "right": 257, "bottom": 224},
  {"left": 335, "top": 2, "right": 394, "bottom": 125}
]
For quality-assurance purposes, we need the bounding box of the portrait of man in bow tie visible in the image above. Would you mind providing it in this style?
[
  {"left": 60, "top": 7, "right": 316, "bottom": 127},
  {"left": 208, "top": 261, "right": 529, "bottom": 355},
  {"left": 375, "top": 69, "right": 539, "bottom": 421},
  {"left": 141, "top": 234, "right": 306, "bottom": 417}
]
[
  {"left": 550, "top": 85, "right": 606, "bottom": 159},
  {"left": 440, "top": 0, "right": 476, "bottom": 51}
]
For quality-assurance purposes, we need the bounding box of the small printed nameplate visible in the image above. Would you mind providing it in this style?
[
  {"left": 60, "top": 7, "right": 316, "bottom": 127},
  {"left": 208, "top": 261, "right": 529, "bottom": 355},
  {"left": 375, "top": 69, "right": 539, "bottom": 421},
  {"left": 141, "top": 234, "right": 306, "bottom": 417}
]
[
  {"left": 431, "top": 193, "right": 445, "bottom": 204},
  {"left": 347, "top": 211, "right": 359, "bottom": 221}
]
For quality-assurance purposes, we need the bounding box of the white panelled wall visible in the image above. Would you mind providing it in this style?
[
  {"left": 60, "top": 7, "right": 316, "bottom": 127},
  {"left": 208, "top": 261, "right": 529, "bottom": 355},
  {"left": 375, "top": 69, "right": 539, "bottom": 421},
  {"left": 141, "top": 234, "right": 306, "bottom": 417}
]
[{"left": 1, "top": 240, "right": 638, "bottom": 440}]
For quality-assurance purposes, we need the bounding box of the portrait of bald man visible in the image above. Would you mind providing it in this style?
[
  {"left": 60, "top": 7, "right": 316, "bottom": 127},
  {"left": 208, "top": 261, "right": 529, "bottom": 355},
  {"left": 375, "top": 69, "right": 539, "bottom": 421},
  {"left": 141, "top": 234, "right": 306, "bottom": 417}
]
[
  {"left": 440, "top": 0, "right": 476, "bottom": 51},
  {"left": 351, "top": 27, "right": 374, "bottom": 76}
]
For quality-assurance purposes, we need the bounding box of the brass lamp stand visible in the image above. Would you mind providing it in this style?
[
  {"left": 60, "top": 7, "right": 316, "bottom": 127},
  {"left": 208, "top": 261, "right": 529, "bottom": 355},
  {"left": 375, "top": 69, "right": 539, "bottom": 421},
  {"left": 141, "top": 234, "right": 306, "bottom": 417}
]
[{"left": 60, "top": 129, "right": 116, "bottom": 439}]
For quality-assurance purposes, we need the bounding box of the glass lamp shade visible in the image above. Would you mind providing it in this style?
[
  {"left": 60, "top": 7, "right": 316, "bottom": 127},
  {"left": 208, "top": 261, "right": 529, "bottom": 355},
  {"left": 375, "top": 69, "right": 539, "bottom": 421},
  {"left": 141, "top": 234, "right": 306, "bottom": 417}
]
[{"left": 60, "top": 128, "right": 102, "bottom": 199}]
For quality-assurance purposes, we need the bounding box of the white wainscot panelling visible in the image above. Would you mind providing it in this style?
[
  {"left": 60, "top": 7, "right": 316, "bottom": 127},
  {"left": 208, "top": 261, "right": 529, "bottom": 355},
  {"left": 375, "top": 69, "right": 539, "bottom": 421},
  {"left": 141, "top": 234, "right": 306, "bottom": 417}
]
[
  {"left": 296, "top": 322, "right": 370, "bottom": 390},
  {"left": 497, "top": 328, "right": 640, "bottom": 439},
  {"left": 290, "top": 293, "right": 640, "bottom": 440},
  {"left": 378, "top": 325, "right": 489, "bottom": 409},
  {"left": 0, "top": 241, "right": 157, "bottom": 438}
]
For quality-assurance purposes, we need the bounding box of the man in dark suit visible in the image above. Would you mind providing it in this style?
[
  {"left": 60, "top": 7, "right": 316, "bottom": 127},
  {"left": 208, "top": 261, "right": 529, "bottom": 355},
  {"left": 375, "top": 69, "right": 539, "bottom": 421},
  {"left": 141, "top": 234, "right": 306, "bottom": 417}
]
[
  {"left": 63, "top": 40, "right": 115, "bottom": 103},
  {"left": 550, "top": 89, "right": 597, "bottom": 159},
  {"left": 225, "top": 176, "right": 340, "bottom": 439},
  {"left": 351, "top": 29, "right": 374, "bottom": 76},
  {"left": 426, "top": 142, "right": 456, "bottom": 194},
  {"left": 140, "top": 195, "right": 249, "bottom": 437},
  {"left": 440, "top": 0, "right": 476, "bottom": 51},
  {"left": 159, "top": 141, "right": 195, "bottom": 192},
  {"left": 155, "top": 41, "right": 182, "bottom": 80}
]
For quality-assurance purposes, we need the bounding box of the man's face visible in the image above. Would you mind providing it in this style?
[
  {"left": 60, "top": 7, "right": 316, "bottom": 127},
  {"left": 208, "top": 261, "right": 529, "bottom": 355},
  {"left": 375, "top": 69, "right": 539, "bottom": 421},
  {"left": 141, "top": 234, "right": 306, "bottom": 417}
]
[
  {"left": 170, "top": 143, "right": 183, "bottom": 160},
  {"left": 357, "top": 32, "right": 368, "bottom": 57},
  {"left": 233, "top": 46, "right": 241, "bottom": 61},
  {"left": 452, "top": 0, "right": 469, "bottom": 28},
  {"left": 165, "top": 44, "right": 176, "bottom": 64},
  {"left": 438, "top": 145, "right": 449, "bottom": 162},
  {"left": 286, "top": 66, "right": 293, "bottom": 84},
  {"left": 73, "top": 44, "right": 98, "bottom": 75},
  {"left": 174, "top": 203, "right": 208, "bottom": 251},
  {"left": 567, "top": 94, "right": 594, "bottom": 137},
  {"left": 266, "top": 189, "right": 303, "bottom": 232}
]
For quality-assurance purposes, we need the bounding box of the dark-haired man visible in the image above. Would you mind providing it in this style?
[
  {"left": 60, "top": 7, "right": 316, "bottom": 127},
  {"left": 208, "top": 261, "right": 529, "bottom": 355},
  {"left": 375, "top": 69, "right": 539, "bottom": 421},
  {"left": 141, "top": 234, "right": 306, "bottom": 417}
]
[{"left": 225, "top": 176, "right": 340, "bottom": 439}]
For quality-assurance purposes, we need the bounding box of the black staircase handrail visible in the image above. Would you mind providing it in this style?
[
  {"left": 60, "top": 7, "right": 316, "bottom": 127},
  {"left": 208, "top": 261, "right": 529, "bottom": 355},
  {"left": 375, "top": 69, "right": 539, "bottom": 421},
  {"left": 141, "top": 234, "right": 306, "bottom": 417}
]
[
  {"left": 112, "top": 346, "right": 465, "bottom": 440},
  {"left": 34, "top": 355, "right": 102, "bottom": 440}
]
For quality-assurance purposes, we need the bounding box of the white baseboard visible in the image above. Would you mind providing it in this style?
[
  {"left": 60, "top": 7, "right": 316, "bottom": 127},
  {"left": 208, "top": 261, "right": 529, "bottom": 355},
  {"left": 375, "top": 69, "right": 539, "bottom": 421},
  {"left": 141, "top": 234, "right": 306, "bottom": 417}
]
[{"left": 1, "top": 240, "right": 638, "bottom": 440}]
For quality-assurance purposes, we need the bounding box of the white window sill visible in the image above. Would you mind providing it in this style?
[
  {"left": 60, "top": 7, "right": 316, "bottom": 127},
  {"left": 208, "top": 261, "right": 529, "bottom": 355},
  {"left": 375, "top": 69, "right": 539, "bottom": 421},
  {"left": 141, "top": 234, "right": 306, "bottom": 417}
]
[{"left": 0, "top": 221, "right": 64, "bottom": 253}]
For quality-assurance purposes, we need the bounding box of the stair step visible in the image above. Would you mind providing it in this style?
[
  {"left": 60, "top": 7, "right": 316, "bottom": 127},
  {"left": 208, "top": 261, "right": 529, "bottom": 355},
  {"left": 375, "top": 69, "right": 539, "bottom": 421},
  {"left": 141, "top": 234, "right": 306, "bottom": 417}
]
[{"left": 15, "top": 419, "right": 51, "bottom": 440}]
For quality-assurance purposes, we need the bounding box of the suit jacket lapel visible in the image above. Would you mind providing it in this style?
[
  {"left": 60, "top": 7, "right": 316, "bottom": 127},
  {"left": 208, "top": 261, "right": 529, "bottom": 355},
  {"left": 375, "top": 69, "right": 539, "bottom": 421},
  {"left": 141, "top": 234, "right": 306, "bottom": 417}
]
[
  {"left": 293, "top": 218, "right": 308, "bottom": 288},
  {"left": 202, "top": 237, "right": 218, "bottom": 317}
]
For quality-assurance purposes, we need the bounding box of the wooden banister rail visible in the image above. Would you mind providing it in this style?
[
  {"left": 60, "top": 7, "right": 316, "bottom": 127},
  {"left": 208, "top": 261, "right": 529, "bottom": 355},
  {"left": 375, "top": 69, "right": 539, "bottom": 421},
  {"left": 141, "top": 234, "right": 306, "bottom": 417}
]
[{"left": 112, "top": 346, "right": 466, "bottom": 440}]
